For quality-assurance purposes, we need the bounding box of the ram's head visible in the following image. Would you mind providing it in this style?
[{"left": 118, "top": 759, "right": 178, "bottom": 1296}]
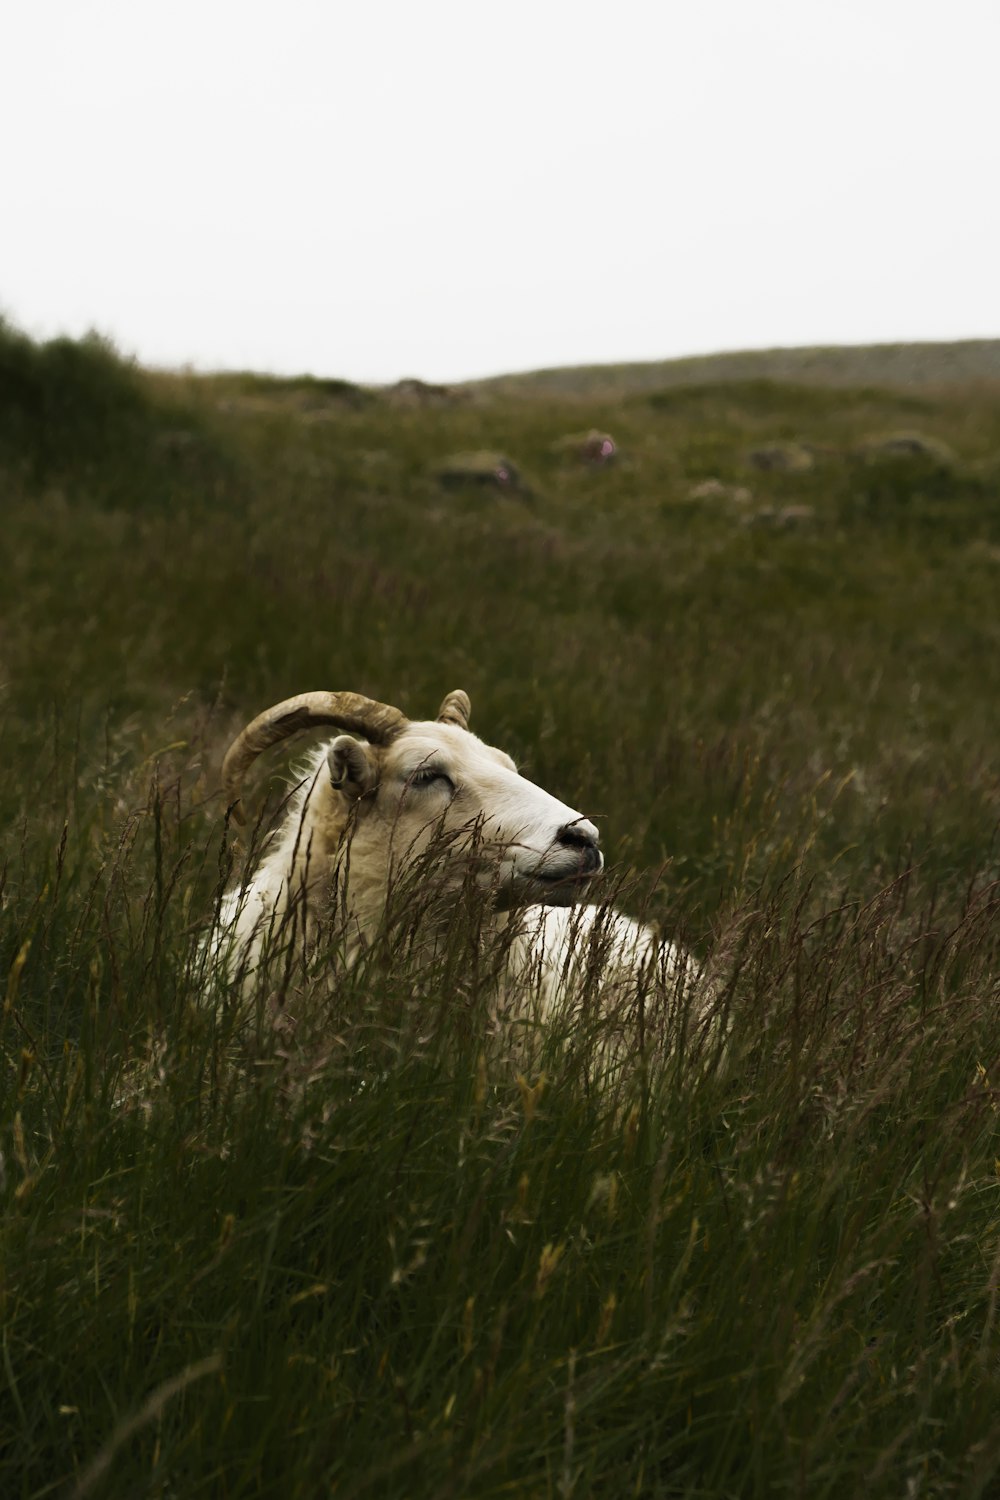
[{"left": 222, "top": 689, "right": 603, "bottom": 905}]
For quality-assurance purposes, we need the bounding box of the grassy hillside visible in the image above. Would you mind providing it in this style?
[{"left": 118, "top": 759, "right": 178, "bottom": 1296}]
[
  {"left": 2, "top": 324, "right": 1000, "bottom": 1497},
  {"left": 470, "top": 338, "right": 1000, "bottom": 399}
]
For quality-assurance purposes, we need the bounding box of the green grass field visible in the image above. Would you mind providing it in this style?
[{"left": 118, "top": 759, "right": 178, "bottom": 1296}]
[{"left": 2, "top": 320, "right": 1000, "bottom": 1497}]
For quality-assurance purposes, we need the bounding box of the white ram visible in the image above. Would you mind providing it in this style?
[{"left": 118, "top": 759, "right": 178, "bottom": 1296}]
[{"left": 211, "top": 688, "right": 713, "bottom": 1066}]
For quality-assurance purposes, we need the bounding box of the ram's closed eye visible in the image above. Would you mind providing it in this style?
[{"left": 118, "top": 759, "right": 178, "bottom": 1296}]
[{"left": 410, "top": 769, "right": 455, "bottom": 791}]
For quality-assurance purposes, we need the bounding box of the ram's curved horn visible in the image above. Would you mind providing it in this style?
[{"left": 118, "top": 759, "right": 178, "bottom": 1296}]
[
  {"left": 223, "top": 691, "right": 408, "bottom": 822},
  {"left": 436, "top": 689, "right": 472, "bottom": 731}
]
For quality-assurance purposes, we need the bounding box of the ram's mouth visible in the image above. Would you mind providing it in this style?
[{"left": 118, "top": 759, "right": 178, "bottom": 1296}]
[
  {"left": 531, "top": 868, "right": 596, "bottom": 887},
  {"left": 490, "top": 849, "right": 603, "bottom": 908},
  {"left": 523, "top": 865, "right": 600, "bottom": 907},
  {"left": 523, "top": 849, "right": 602, "bottom": 896}
]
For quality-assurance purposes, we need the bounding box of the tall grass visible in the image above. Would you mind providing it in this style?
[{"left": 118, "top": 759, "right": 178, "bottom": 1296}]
[{"left": 2, "top": 326, "right": 1000, "bottom": 1496}]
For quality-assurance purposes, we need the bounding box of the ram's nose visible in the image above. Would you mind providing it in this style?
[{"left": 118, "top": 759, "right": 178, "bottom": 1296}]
[{"left": 556, "top": 818, "right": 603, "bottom": 875}]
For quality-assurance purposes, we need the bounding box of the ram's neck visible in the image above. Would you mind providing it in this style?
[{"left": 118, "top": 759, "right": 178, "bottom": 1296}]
[
  {"left": 235, "top": 760, "right": 352, "bottom": 952},
  {"left": 340, "top": 855, "right": 516, "bottom": 971}
]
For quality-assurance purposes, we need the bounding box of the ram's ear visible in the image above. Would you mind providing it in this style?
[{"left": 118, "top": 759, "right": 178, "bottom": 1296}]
[{"left": 326, "top": 735, "right": 379, "bottom": 801}]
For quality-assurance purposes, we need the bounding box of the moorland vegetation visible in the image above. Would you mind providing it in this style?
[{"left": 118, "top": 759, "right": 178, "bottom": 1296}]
[{"left": 2, "top": 320, "right": 1000, "bottom": 1497}]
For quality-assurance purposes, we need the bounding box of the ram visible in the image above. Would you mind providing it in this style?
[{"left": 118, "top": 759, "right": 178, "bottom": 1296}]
[{"left": 211, "top": 688, "right": 712, "bottom": 1067}]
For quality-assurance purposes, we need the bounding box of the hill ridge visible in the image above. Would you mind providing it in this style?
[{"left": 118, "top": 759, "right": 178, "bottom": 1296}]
[{"left": 464, "top": 338, "right": 1000, "bottom": 398}]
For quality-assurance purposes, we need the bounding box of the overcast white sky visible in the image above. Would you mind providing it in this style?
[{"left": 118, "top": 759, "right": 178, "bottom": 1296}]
[{"left": 4, "top": 0, "right": 998, "bottom": 384}]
